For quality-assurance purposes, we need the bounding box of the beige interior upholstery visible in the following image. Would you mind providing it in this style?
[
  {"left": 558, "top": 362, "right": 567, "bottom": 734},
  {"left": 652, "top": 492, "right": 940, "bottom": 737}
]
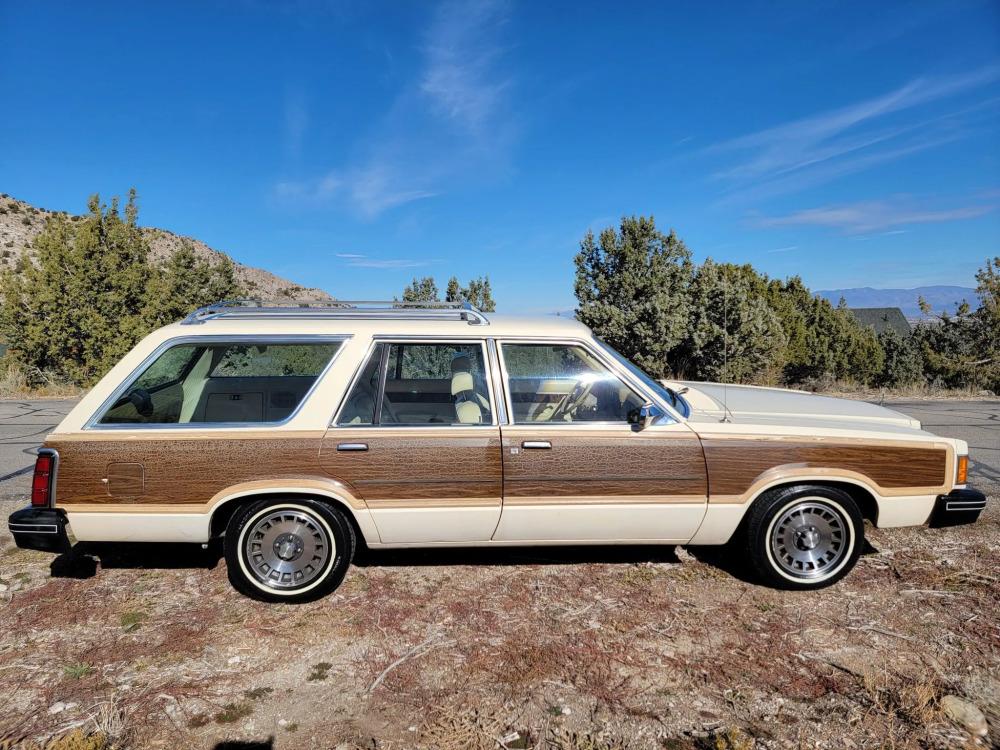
[{"left": 451, "top": 370, "right": 483, "bottom": 424}]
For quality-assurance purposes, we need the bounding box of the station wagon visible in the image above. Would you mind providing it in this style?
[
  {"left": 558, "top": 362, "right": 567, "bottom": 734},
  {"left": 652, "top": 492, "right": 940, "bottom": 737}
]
[{"left": 9, "top": 301, "right": 986, "bottom": 601}]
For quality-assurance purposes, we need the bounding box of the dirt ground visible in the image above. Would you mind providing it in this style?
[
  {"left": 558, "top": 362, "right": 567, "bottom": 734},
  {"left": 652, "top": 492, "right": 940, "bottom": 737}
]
[
  {"left": 0, "top": 397, "right": 997, "bottom": 749},
  {"left": 1, "top": 476, "right": 997, "bottom": 750}
]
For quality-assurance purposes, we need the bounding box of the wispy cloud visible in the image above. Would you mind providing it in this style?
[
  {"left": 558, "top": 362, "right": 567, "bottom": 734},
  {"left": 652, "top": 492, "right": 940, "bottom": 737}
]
[
  {"left": 335, "top": 252, "right": 430, "bottom": 269},
  {"left": 274, "top": 0, "right": 515, "bottom": 219},
  {"left": 766, "top": 245, "right": 798, "bottom": 253},
  {"left": 707, "top": 66, "right": 1000, "bottom": 202},
  {"left": 755, "top": 196, "right": 997, "bottom": 234}
]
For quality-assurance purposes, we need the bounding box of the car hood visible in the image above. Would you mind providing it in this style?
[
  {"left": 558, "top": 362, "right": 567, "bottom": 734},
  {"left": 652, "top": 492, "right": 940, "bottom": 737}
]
[{"left": 663, "top": 381, "right": 922, "bottom": 430}]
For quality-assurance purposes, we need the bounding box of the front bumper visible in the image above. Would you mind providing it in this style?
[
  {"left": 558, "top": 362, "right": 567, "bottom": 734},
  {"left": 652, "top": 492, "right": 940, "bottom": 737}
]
[
  {"left": 7, "top": 506, "right": 71, "bottom": 553},
  {"left": 928, "top": 488, "right": 988, "bottom": 528}
]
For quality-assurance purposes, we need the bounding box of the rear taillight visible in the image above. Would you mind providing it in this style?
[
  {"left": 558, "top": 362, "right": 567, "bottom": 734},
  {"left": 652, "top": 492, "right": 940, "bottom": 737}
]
[{"left": 31, "top": 452, "right": 54, "bottom": 507}]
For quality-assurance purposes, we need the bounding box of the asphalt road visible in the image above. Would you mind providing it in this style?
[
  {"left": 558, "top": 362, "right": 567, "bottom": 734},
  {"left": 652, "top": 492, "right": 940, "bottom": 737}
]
[{"left": 0, "top": 398, "right": 996, "bottom": 494}]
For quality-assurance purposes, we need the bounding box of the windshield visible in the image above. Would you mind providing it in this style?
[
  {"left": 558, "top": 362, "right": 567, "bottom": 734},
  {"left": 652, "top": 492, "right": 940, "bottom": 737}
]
[{"left": 595, "top": 339, "right": 691, "bottom": 418}]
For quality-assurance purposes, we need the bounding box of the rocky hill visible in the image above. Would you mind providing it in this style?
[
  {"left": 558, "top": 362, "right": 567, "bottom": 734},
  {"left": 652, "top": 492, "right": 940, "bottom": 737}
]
[{"left": 0, "top": 193, "right": 331, "bottom": 302}]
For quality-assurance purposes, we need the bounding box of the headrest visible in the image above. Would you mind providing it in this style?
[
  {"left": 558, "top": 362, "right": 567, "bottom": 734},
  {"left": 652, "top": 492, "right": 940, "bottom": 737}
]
[
  {"left": 450, "top": 352, "right": 472, "bottom": 373},
  {"left": 451, "top": 370, "right": 474, "bottom": 395}
]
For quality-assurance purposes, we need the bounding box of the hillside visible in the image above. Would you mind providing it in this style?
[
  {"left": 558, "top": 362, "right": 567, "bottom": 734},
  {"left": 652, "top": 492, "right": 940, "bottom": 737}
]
[
  {"left": 817, "top": 285, "right": 976, "bottom": 317},
  {"left": 0, "top": 194, "right": 331, "bottom": 302}
]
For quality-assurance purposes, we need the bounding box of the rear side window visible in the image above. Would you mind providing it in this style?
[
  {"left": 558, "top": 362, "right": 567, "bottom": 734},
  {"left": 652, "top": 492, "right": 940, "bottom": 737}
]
[
  {"left": 337, "top": 341, "right": 492, "bottom": 426},
  {"left": 97, "top": 340, "right": 343, "bottom": 425}
]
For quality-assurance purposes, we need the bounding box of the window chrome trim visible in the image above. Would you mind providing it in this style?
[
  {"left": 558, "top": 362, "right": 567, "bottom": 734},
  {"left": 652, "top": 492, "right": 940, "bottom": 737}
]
[
  {"left": 486, "top": 338, "right": 509, "bottom": 425},
  {"left": 85, "top": 334, "right": 351, "bottom": 430},
  {"left": 494, "top": 337, "right": 679, "bottom": 427},
  {"left": 332, "top": 337, "right": 499, "bottom": 429}
]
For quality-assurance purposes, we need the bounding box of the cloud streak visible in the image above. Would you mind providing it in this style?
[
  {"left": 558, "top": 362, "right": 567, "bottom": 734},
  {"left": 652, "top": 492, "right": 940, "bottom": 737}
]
[
  {"left": 274, "top": 0, "right": 515, "bottom": 219},
  {"left": 755, "top": 196, "right": 997, "bottom": 234},
  {"left": 335, "top": 252, "right": 430, "bottom": 269},
  {"left": 707, "top": 66, "right": 1000, "bottom": 202}
]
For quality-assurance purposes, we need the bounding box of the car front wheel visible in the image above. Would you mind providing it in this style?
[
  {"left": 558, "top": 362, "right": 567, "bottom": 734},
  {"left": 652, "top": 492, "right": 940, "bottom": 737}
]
[
  {"left": 224, "top": 497, "right": 355, "bottom": 603},
  {"left": 743, "top": 485, "right": 863, "bottom": 590}
]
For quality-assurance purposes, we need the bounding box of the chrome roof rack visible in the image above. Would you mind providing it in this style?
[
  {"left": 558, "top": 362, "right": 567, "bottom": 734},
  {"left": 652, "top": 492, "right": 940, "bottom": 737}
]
[{"left": 180, "top": 299, "right": 490, "bottom": 326}]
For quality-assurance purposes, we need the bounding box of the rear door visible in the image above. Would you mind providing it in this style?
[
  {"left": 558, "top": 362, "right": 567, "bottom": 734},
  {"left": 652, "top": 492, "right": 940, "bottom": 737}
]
[
  {"left": 494, "top": 341, "right": 708, "bottom": 543},
  {"left": 320, "top": 339, "right": 503, "bottom": 543}
]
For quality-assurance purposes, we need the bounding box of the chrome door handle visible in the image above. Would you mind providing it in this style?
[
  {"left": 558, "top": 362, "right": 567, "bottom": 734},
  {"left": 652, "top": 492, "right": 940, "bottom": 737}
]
[
  {"left": 521, "top": 440, "right": 552, "bottom": 450},
  {"left": 336, "top": 442, "right": 369, "bottom": 452}
]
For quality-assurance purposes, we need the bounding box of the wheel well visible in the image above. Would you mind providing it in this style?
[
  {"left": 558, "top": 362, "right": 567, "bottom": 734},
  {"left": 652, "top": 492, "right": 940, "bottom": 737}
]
[
  {"left": 209, "top": 492, "right": 368, "bottom": 549},
  {"left": 750, "top": 480, "right": 878, "bottom": 524}
]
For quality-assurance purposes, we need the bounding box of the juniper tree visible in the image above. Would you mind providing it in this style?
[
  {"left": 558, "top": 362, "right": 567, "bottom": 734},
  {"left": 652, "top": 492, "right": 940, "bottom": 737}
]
[
  {"left": 445, "top": 275, "right": 496, "bottom": 312},
  {"left": 672, "top": 259, "right": 787, "bottom": 383},
  {"left": 574, "top": 216, "right": 693, "bottom": 378},
  {"left": 144, "top": 241, "right": 240, "bottom": 328}
]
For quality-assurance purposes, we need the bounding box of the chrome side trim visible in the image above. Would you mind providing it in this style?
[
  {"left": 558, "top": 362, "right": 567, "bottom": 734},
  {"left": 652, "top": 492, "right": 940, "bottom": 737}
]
[
  {"left": 486, "top": 338, "right": 509, "bottom": 426},
  {"left": 9, "top": 522, "right": 58, "bottom": 534}
]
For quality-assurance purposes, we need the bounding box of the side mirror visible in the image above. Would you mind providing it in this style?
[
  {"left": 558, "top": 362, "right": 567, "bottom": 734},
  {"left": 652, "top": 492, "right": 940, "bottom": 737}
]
[{"left": 628, "top": 402, "right": 664, "bottom": 430}]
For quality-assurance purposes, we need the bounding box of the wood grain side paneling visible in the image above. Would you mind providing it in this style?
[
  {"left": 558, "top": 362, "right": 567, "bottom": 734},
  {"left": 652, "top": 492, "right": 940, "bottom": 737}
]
[
  {"left": 319, "top": 429, "right": 502, "bottom": 509},
  {"left": 48, "top": 434, "right": 327, "bottom": 507},
  {"left": 501, "top": 429, "right": 708, "bottom": 501},
  {"left": 702, "top": 438, "right": 948, "bottom": 498}
]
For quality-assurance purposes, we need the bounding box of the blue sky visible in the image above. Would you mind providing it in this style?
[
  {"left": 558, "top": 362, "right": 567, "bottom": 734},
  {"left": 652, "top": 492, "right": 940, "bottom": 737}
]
[{"left": 1, "top": 1, "right": 998, "bottom": 312}]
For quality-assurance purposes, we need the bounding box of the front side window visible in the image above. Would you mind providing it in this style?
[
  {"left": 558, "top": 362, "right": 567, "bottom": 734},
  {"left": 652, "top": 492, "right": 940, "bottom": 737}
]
[
  {"left": 97, "top": 340, "right": 343, "bottom": 425},
  {"left": 338, "top": 342, "right": 492, "bottom": 426},
  {"left": 502, "top": 343, "right": 645, "bottom": 424}
]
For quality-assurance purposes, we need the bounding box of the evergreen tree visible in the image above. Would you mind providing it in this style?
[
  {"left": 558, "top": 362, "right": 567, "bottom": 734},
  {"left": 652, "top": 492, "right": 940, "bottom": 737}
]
[
  {"left": 574, "top": 216, "right": 693, "bottom": 378},
  {"left": 445, "top": 275, "right": 496, "bottom": 311},
  {"left": 875, "top": 328, "right": 923, "bottom": 388},
  {"left": 144, "top": 242, "right": 241, "bottom": 328},
  {"left": 673, "top": 260, "right": 787, "bottom": 383},
  {"left": 0, "top": 191, "right": 151, "bottom": 383},
  {"left": 0, "top": 190, "right": 245, "bottom": 386},
  {"left": 400, "top": 276, "right": 440, "bottom": 303}
]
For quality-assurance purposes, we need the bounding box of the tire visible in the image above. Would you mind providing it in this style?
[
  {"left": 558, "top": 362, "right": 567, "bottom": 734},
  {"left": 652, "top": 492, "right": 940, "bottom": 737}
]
[
  {"left": 743, "top": 485, "right": 863, "bottom": 590},
  {"left": 224, "top": 497, "right": 355, "bottom": 603}
]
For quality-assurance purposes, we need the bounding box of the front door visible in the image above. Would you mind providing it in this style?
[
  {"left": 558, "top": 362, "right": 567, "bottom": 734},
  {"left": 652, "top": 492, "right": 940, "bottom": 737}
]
[
  {"left": 320, "top": 340, "right": 502, "bottom": 543},
  {"left": 494, "top": 342, "right": 708, "bottom": 543}
]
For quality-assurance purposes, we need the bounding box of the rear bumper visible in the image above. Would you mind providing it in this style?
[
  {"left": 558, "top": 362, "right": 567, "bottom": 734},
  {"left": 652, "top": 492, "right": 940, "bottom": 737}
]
[
  {"left": 928, "top": 488, "right": 988, "bottom": 528},
  {"left": 7, "top": 506, "right": 71, "bottom": 553}
]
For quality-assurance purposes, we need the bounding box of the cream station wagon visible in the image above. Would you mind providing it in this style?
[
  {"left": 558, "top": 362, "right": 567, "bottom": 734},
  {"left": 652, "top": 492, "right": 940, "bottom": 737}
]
[{"left": 9, "top": 301, "right": 986, "bottom": 602}]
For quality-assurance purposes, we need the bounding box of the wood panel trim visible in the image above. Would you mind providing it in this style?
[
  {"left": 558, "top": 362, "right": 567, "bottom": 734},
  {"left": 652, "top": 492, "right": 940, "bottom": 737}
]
[
  {"left": 702, "top": 438, "right": 952, "bottom": 504},
  {"left": 503, "top": 494, "right": 708, "bottom": 507}
]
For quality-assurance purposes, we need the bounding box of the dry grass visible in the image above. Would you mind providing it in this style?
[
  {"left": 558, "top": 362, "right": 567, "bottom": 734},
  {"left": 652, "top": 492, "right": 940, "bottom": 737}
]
[
  {"left": 1, "top": 488, "right": 997, "bottom": 748},
  {"left": 0, "top": 361, "right": 84, "bottom": 399}
]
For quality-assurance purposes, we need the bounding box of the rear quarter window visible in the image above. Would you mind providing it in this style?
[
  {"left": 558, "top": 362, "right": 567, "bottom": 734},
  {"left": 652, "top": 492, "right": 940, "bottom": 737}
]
[{"left": 96, "top": 340, "right": 343, "bottom": 426}]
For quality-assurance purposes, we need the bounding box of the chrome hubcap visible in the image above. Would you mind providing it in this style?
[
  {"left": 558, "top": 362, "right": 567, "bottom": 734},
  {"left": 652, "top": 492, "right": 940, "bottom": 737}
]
[
  {"left": 244, "top": 509, "right": 331, "bottom": 589},
  {"left": 770, "top": 501, "right": 848, "bottom": 579}
]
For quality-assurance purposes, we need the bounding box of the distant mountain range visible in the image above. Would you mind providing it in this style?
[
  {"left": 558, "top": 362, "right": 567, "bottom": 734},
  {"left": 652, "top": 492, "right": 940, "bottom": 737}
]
[{"left": 816, "top": 286, "right": 977, "bottom": 317}]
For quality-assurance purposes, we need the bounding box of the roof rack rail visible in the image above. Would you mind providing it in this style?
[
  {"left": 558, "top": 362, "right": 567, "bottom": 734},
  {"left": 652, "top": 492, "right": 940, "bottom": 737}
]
[{"left": 180, "top": 299, "right": 490, "bottom": 326}]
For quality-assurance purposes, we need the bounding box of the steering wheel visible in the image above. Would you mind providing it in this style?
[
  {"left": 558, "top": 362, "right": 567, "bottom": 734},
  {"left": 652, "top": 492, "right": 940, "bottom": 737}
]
[
  {"left": 549, "top": 379, "right": 595, "bottom": 422},
  {"left": 128, "top": 388, "right": 154, "bottom": 418}
]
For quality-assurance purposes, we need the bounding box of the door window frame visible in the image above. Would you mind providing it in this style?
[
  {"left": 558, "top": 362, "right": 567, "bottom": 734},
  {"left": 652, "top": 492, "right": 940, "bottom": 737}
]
[
  {"left": 495, "top": 337, "right": 679, "bottom": 428},
  {"left": 86, "top": 334, "right": 351, "bottom": 431},
  {"left": 332, "top": 336, "right": 500, "bottom": 428}
]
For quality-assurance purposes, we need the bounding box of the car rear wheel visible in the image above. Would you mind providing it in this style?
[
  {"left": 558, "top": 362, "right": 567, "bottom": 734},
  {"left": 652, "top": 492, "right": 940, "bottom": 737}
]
[
  {"left": 743, "top": 485, "right": 863, "bottom": 590},
  {"left": 224, "top": 497, "right": 355, "bottom": 603}
]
